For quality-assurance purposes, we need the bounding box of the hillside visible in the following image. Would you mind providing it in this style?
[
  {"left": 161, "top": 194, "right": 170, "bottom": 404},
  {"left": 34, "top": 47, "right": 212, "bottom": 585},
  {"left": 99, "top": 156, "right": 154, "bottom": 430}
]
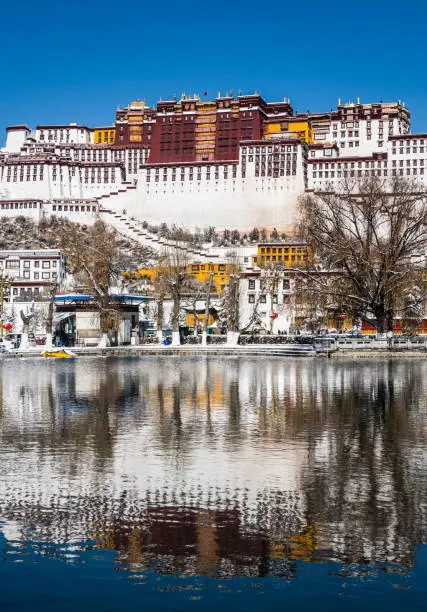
[{"left": 0, "top": 215, "right": 155, "bottom": 272}]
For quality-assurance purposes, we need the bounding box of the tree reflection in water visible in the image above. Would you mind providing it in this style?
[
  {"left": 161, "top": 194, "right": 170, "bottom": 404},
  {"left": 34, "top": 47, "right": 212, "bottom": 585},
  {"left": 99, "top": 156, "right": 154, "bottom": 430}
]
[{"left": 0, "top": 356, "right": 425, "bottom": 578}]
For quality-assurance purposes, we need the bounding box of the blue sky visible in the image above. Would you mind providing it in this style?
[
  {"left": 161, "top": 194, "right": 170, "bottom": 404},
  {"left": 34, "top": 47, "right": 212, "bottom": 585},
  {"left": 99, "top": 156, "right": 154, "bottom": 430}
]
[{"left": 1, "top": 0, "right": 427, "bottom": 142}]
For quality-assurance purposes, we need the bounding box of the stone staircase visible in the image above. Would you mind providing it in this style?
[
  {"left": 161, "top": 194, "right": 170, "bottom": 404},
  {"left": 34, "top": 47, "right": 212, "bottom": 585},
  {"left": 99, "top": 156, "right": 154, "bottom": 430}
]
[{"left": 99, "top": 208, "right": 219, "bottom": 262}]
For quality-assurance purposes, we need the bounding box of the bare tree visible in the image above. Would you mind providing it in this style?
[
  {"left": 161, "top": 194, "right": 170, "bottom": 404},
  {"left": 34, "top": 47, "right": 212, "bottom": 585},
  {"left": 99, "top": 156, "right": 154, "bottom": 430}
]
[
  {"left": 240, "top": 286, "right": 265, "bottom": 334},
  {"left": 41, "top": 281, "right": 59, "bottom": 349},
  {"left": 201, "top": 272, "right": 215, "bottom": 346},
  {"left": 182, "top": 285, "right": 204, "bottom": 338},
  {"left": 59, "top": 221, "right": 124, "bottom": 346},
  {"left": 155, "top": 291, "right": 165, "bottom": 342},
  {"left": 154, "top": 247, "right": 192, "bottom": 346},
  {"left": 298, "top": 176, "right": 427, "bottom": 333},
  {"left": 19, "top": 310, "right": 35, "bottom": 350},
  {"left": 220, "top": 254, "right": 241, "bottom": 345},
  {"left": 290, "top": 273, "right": 330, "bottom": 333},
  {"left": 180, "top": 273, "right": 217, "bottom": 343},
  {"left": 261, "top": 263, "right": 283, "bottom": 334}
]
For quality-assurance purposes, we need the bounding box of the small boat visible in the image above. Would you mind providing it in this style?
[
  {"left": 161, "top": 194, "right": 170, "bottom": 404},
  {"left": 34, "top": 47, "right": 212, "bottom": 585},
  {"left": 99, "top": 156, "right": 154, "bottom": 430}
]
[{"left": 41, "top": 349, "right": 76, "bottom": 359}]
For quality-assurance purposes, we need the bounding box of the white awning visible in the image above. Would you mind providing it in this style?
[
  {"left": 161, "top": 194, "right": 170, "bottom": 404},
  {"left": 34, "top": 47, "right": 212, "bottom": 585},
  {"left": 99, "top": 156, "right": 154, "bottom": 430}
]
[{"left": 53, "top": 312, "right": 75, "bottom": 324}]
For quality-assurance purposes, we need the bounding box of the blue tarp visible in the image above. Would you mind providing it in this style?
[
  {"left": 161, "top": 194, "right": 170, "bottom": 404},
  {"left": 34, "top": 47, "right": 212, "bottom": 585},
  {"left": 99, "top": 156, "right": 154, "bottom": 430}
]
[
  {"left": 54, "top": 295, "right": 92, "bottom": 302},
  {"left": 54, "top": 294, "right": 151, "bottom": 303}
]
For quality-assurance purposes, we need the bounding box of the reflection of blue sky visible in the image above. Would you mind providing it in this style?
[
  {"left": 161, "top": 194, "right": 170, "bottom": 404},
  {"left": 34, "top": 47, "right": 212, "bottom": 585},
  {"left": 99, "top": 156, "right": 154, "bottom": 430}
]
[{"left": 0, "top": 522, "right": 425, "bottom": 612}]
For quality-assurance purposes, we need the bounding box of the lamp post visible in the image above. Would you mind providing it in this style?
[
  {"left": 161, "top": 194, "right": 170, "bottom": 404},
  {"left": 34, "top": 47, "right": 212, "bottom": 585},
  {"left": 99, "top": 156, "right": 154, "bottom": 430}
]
[{"left": 0, "top": 274, "right": 12, "bottom": 338}]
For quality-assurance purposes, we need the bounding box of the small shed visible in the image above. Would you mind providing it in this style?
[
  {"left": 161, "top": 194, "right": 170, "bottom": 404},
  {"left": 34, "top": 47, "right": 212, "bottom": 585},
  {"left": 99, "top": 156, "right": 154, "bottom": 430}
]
[{"left": 53, "top": 294, "right": 151, "bottom": 346}]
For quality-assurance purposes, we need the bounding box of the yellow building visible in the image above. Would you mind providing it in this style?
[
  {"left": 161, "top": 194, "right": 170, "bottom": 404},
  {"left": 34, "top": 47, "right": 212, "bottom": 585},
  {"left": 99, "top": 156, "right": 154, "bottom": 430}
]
[
  {"left": 188, "top": 262, "right": 237, "bottom": 293},
  {"left": 92, "top": 127, "right": 116, "bottom": 145},
  {"left": 184, "top": 311, "right": 216, "bottom": 329},
  {"left": 253, "top": 243, "right": 310, "bottom": 267},
  {"left": 265, "top": 120, "right": 313, "bottom": 144},
  {"left": 128, "top": 261, "right": 237, "bottom": 294}
]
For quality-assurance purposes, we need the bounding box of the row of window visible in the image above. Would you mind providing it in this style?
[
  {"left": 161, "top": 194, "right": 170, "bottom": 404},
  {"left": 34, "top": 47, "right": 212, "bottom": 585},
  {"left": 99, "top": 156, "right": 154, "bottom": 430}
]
[
  {"left": 12, "top": 287, "right": 42, "bottom": 297},
  {"left": 51, "top": 205, "right": 97, "bottom": 212},
  {"left": 249, "top": 279, "right": 291, "bottom": 289},
  {"left": 39, "top": 130, "right": 86, "bottom": 143},
  {"left": 248, "top": 293, "right": 290, "bottom": 304},
  {"left": 0, "top": 202, "right": 39, "bottom": 209},
  {"left": 259, "top": 248, "right": 304, "bottom": 255},
  {"left": 5, "top": 173, "right": 117, "bottom": 184},
  {"left": 147, "top": 165, "right": 237, "bottom": 178},
  {"left": 55, "top": 148, "right": 147, "bottom": 164},
  {"left": 148, "top": 164, "right": 235, "bottom": 174},
  {"left": 312, "top": 159, "right": 427, "bottom": 170},
  {"left": 5, "top": 173, "right": 43, "bottom": 182},
  {"left": 392, "top": 147, "right": 425, "bottom": 155},
  {"left": 144, "top": 180, "right": 299, "bottom": 194},
  {"left": 5, "top": 163, "right": 119, "bottom": 173},
  {"left": 4, "top": 165, "right": 117, "bottom": 183},
  {"left": 191, "top": 264, "right": 226, "bottom": 272},
  {"left": 2, "top": 260, "right": 56, "bottom": 270},
  {"left": 39, "top": 128, "right": 86, "bottom": 136},
  {"left": 19, "top": 271, "right": 58, "bottom": 280},
  {"left": 252, "top": 161, "right": 297, "bottom": 170},
  {"left": 242, "top": 153, "right": 297, "bottom": 163},
  {"left": 312, "top": 160, "right": 387, "bottom": 169},
  {"left": 147, "top": 169, "right": 238, "bottom": 182},
  {"left": 392, "top": 139, "right": 426, "bottom": 146},
  {"left": 312, "top": 168, "right": 425, "bottom": 179},
  {"left": 254, "top": 169, "right": 297, "bottom": 177},
  {"left": 241, "top": 145, "right": 296, "bottom": 154},
  {"left": 22, "top": 260, "right": 57, "bottom": 268},
  {"left": 393, "top": 159, "right": 426, "bottom": 167}
]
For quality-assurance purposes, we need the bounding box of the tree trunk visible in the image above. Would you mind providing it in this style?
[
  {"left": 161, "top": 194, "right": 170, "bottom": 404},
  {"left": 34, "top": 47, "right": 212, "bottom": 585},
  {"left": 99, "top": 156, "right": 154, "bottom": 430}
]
[
  {"left": 171, "top": 331, "right": 181, "bottom": 346},
  {"left": 98, "top": 332, "right": 110, "bottom": 348},
  {"left": 386, "top": 310, "right": 394, "bottom": 333},
  {"left": 227, "top": 277, "right": 240, "bottom": 333},
  {"left": 193, "top": 301, "right": 198, "bottom": 337},
  {"left": 269, "top": 293, "right": 274, "bottom": 334},
  {"left": 373, "top": 309, "right": 386, "bottom": 335},
  {"left": 202, "top": 273, "right": 214, "bottom": 347},
  {"left": 226, "top": 330, "right": 240, "bottom": 346},
  {"left": 156, "top": 295, "right": 164, "bottom": 342},
  {"left": 45, "top": 333, "right": 53, "bottom": 350},
  {"left": 44, "top": 300, "right": 54, "bottom": 350},
  {"left": 19, "top": 332, "right": 31, "bottom": 351},
  {"left": 171, "top": 288, "right": 181, "bottom": 346}
]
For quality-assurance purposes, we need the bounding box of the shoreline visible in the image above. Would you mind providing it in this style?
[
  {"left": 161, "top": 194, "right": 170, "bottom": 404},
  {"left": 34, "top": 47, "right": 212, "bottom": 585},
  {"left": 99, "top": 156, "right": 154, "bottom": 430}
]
[{"left": 1, "top": 344, "right": 426, "bottom": 360}]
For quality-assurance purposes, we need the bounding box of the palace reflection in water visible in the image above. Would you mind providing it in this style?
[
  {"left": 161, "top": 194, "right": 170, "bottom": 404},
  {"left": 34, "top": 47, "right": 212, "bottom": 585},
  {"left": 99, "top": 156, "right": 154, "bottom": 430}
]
[{"left": 0, "top": 356, "right": 425, "bottom": 582}]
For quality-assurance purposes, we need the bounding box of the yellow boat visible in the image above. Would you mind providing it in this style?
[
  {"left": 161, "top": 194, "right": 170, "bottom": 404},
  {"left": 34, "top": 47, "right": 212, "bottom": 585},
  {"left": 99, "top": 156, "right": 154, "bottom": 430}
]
[{"left": 41, "top": 349, "right": 75, "bottom": 359}]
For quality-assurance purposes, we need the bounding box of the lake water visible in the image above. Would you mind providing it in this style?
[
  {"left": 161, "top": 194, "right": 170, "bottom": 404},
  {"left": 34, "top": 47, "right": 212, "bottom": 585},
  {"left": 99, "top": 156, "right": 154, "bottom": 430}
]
[{"left": 0, "top": 356, "right": 425, "bottom": 611}]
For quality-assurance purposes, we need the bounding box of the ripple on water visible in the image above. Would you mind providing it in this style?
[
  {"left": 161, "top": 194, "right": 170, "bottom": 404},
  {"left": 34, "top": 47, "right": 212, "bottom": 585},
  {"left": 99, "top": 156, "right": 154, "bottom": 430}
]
[{"left": 0, "top": 356, "right": 425, "bottom": 610}]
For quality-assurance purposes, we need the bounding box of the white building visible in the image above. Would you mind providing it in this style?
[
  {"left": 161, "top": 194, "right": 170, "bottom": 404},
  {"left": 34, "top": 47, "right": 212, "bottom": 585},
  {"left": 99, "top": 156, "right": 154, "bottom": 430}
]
[
  {"left": 0, "top": 249, "right": 67, "bottom": 303},
  {"left": 239, "top": 269, "right": 294, "bottom": 334},
  {"left": 0, "top": 98, "right": 422, "bottom": 232}
]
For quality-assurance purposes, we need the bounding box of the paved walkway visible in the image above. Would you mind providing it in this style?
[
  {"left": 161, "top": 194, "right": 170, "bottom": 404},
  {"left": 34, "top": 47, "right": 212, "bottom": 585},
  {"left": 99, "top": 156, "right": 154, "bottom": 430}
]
[
  {"left": 2, "top": 343, "right": 426, "bottom": 359},
  {"left": 3, "top": 343, "right": 315, "bottom": 358}
]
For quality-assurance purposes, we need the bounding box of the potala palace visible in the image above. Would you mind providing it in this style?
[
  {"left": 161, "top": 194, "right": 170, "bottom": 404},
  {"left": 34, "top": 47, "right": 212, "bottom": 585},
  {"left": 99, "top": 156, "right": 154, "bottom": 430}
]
[{"left": 1, "top": 93, "right": 424, "bottom": 232}]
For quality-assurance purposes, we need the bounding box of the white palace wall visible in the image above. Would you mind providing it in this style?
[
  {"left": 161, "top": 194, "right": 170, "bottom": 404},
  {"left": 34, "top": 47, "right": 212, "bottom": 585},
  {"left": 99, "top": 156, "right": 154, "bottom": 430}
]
[
  {"left": 127, "top": 141, "right": 307, "bottom": 230},
  {"left": 129, "top": 172, "right": 303, "bottom": 231},
  {"left": 1, "top": 103, "right": 426, "bottom": 232}
]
